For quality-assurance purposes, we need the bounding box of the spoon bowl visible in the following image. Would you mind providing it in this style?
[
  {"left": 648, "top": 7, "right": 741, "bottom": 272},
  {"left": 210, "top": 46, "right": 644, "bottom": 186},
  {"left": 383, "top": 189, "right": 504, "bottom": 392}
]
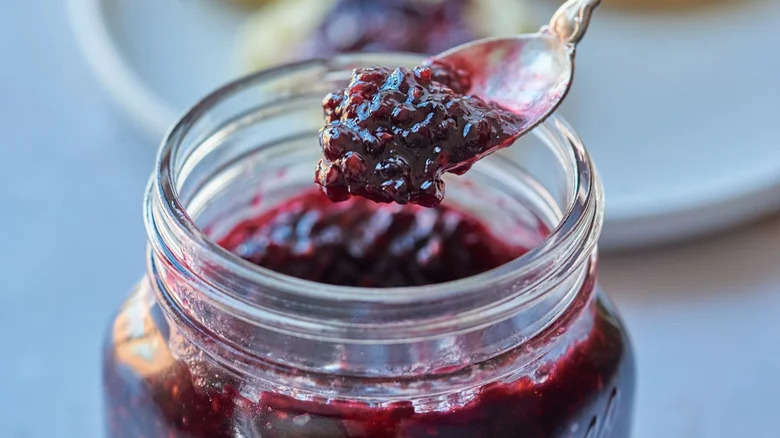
[{"left": 433, "top": 0, "right": 601, "bottom": 137}]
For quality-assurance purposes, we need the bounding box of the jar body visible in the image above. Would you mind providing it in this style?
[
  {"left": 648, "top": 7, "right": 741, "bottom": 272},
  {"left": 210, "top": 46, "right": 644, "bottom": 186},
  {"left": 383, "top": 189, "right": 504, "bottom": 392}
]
[
  {"left": 103, "top": 273, "right": 634, "bottom": 438},
  {"left": 104, "top": 55, "right": 635, "bottom": 437}
]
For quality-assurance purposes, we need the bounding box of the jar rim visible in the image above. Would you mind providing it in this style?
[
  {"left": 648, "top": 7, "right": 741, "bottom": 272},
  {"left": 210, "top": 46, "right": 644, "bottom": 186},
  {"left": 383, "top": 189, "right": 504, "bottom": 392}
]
[{"left": 148, "top": 54, "right": 603, "bottom": 309}]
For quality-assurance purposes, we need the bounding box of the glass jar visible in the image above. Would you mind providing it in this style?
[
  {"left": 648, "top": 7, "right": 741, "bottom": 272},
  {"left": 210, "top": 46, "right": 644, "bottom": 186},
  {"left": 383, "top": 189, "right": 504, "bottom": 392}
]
[{"left": 103, "top": 54, "right": 635, "bottom": 438}]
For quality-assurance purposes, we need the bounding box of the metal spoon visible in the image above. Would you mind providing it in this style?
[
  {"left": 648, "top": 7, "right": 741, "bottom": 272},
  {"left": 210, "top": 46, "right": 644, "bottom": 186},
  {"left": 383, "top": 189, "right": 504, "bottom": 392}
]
[{"left": 433, "top": 0, "right": 601, "bottom": 135}]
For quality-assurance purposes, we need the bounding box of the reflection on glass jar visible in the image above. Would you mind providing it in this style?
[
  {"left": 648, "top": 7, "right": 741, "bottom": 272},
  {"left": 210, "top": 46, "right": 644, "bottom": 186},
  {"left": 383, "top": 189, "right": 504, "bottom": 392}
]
[{"left": 103, "top": 54, "right": 635, "bottom": 438}]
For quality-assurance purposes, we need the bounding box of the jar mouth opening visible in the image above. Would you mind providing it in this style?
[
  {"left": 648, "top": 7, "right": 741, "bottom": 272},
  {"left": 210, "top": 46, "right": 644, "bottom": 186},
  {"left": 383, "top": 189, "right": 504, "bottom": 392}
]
[{"left": 148, "top": 55, "right": 601, "bottom": 306}]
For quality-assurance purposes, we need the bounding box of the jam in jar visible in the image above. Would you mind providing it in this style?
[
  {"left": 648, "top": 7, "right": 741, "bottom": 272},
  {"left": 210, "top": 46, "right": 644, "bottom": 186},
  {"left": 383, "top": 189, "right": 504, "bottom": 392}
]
[{"left": 103, "top": 55, "right": 635, "bottom": 437}]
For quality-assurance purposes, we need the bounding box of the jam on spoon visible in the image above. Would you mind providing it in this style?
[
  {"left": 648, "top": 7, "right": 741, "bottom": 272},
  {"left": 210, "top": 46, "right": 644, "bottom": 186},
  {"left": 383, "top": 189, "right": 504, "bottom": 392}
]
[
  {"left": 315, "top": 0, "right": 602, "bottom": 207},
  {"left": 315, "top": 60, "right": 524, "bottom": 207}
]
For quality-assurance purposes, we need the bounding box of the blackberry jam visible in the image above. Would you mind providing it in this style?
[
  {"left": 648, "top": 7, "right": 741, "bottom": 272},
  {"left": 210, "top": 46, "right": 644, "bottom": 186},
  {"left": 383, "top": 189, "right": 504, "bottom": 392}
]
[
  {"left": 103, "top": 56, "right": 635, "bottom": 438},
  {"left": 218, "top": 190, "right": 527, "bottom": 287},
  {"left": 315, "top": 61, "right": 524, "bottom": 206}
]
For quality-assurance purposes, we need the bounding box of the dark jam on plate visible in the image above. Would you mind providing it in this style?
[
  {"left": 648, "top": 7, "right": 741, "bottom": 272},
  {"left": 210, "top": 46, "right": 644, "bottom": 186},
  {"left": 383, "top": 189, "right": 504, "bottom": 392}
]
[
  {"left": 105, "top": 190, "right": 634, "bottom": 438},
  {"left": 315, "top": 61, "right": 524, "bottom": 206},
  {"left": 299, "top": 0, "right": 475, "bottom": 56}
]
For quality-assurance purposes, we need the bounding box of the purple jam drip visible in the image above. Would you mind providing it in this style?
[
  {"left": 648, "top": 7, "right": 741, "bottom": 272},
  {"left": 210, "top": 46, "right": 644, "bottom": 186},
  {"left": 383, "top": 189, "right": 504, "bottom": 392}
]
[{"left": 315, "top": 61, "right": 524, "bottom": 207}]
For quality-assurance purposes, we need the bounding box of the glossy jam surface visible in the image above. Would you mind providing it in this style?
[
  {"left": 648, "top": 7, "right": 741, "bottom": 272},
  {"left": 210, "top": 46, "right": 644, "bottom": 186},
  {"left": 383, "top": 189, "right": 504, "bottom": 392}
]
[
  {"left": 316, "top": 62, "right": 524, "bottom": 206},
  {"left": 300, "top": 0, "right": 475, "bottom": 56},
  {"left": 219, "top": 190, "right": 525, "bottom": 287},
  {"left": 105, "top": 193, "right": 635, "bottom": 438}
]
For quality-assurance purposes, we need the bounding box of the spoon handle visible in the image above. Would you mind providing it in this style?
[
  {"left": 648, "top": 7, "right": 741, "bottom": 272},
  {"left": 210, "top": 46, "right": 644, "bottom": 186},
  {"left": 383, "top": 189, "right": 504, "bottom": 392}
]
[{"left": 548, "top": 0, "right": 602, "bottom": 45}]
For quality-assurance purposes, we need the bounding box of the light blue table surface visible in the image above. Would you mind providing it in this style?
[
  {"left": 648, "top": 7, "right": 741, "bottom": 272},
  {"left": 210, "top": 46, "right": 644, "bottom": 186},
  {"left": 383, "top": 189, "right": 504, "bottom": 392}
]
[
  {"left": 1, "top": 2, "right": 779, "bottom": 438},
  {"left": 0, "top": 2, "right": 154, "bottom": 437}
]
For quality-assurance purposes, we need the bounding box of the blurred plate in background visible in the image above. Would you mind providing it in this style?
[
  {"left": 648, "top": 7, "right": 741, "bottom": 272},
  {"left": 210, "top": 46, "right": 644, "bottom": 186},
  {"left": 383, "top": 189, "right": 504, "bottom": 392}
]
[
  {"left": 68, "top": 0, "right": 244, "bottom": 137},
  {"left": 557, "top": 0, "right": 780, "bottom": 249},
  {"left": 69, "top": 0, "right": 780, "bottom": 250}
]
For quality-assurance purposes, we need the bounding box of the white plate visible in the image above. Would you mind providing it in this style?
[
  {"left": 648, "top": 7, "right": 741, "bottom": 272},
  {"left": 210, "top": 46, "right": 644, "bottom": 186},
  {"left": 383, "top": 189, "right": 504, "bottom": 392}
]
[
  {"left": 69, "top": 0, "right": 780, "bottom": 250},
  {"left": 558, "top": 0, "right": 780, "bottom": 249},
  {"left": 68, "top": 0, "right": 246, "bottom": 138}
]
